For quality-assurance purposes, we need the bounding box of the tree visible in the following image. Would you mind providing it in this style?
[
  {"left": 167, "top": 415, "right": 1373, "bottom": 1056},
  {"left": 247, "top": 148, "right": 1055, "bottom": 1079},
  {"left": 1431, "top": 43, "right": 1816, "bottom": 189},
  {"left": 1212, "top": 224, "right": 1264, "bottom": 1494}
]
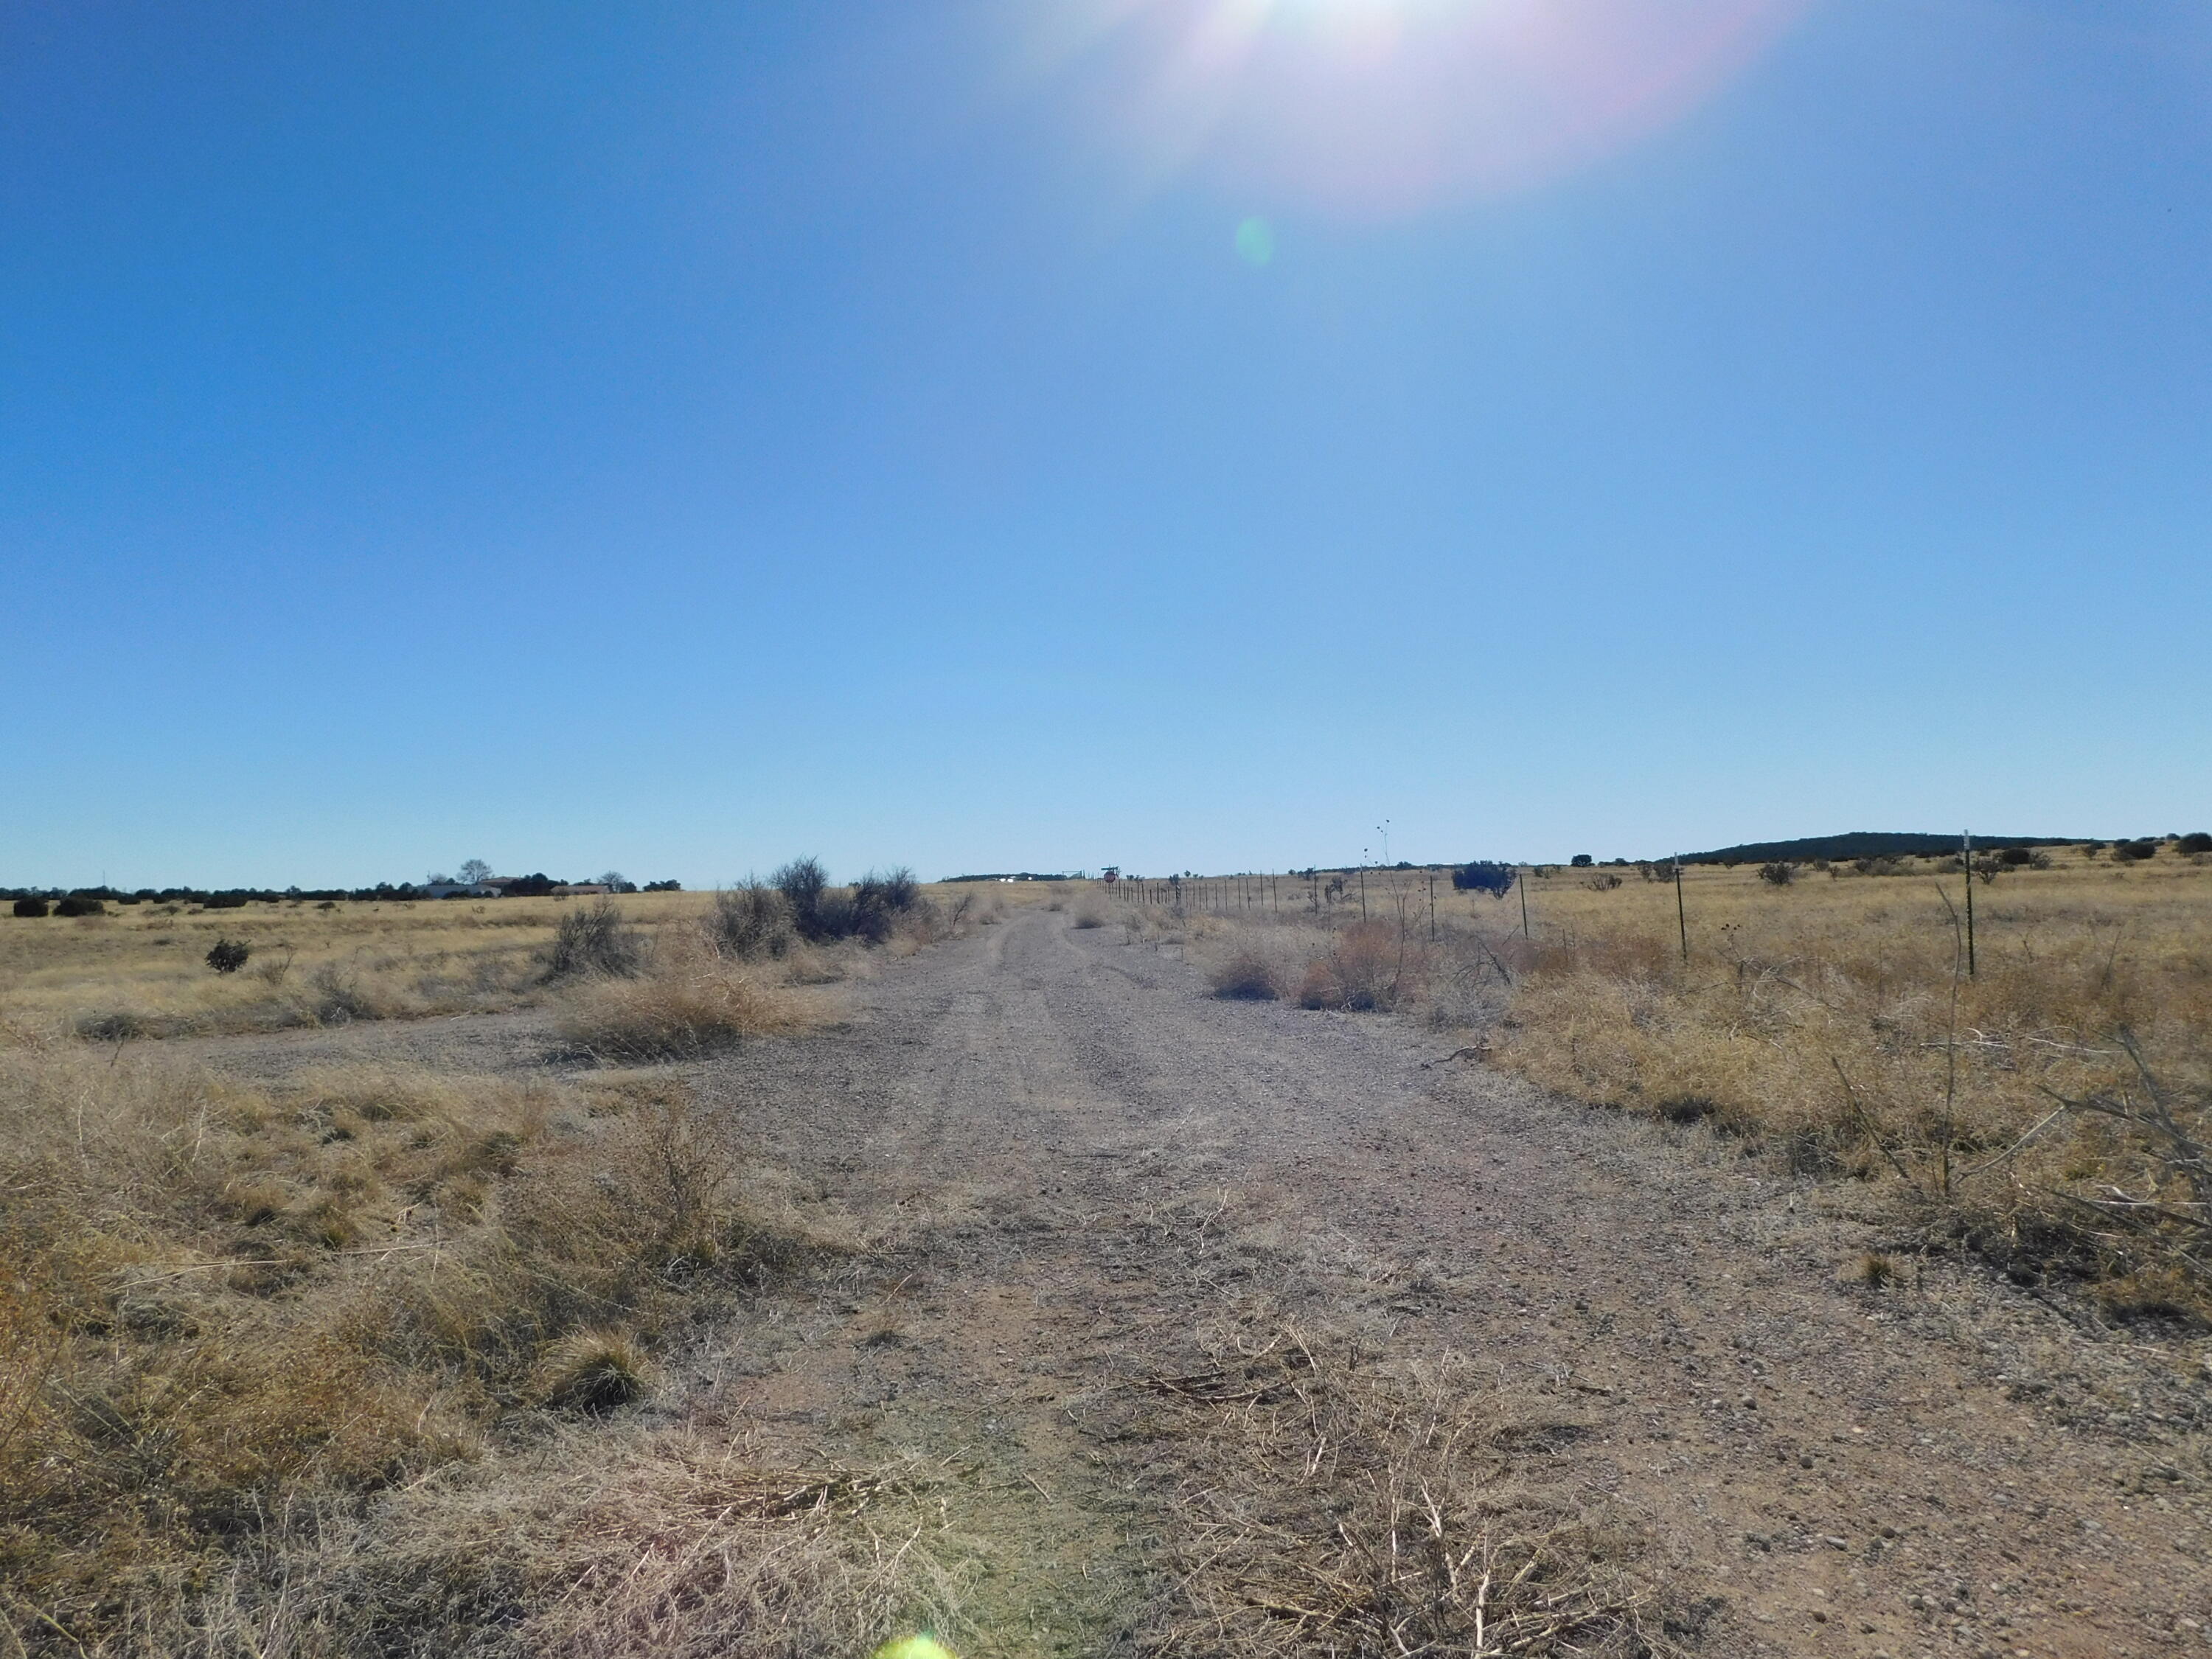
[
  {"left": 1570, "top": 854, "right": 1594, "bottom": 869},
  {"left": 459, "top": 858, "right": 493, "bottom": 885},
  {"left": 1450, "top": 862, "right": 1515, "bottom": 898},
  {"left": 598, "top": 870, "right": 637, "bottom": 894}
]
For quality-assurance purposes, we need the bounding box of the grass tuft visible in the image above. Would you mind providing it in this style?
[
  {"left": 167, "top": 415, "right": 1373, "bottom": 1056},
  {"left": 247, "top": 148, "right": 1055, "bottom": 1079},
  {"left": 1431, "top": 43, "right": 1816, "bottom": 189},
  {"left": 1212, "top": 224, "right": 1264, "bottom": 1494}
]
[
  {"left": 557, "top": 966, "right": 810, "bottom": 1061},
  {"left": 533, "top": 1328, "right": 657, "bottom": 1413}
]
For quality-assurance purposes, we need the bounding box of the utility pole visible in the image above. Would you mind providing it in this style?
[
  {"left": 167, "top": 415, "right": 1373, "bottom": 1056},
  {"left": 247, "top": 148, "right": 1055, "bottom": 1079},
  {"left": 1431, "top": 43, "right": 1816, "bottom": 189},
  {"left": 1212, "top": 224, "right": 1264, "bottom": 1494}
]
[
  {"left": 1673, "top": 855, "right": 1688, "bottom": 963},
  {"left": 1519, "top": 865, "right": 1531, "bottom": 940}
]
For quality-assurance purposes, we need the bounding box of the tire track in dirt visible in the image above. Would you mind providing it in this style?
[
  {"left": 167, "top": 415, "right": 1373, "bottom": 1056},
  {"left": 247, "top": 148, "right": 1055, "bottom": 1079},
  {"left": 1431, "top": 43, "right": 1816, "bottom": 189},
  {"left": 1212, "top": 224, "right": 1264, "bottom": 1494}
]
[{"left": 681, "top": 907, "right": 2206, "bottom": 1657}]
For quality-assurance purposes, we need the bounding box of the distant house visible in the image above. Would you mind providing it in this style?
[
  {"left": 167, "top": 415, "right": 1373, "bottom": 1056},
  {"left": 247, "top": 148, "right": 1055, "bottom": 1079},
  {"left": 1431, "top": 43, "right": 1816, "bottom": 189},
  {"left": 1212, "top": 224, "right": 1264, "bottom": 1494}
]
[{"left": 420, "top": 882, "right": 503, "bottom": 899}]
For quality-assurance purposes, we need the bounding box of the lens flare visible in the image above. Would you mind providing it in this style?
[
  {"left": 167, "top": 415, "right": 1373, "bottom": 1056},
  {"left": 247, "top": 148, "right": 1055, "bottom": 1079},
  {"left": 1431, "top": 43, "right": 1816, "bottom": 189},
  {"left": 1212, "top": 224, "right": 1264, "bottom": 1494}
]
[
  {"left": 869, "top": 1637, "right": 957, "bottom": 1659},
  {"left": 1021, "top": 0, "right": 1809, "bottom": 216}
]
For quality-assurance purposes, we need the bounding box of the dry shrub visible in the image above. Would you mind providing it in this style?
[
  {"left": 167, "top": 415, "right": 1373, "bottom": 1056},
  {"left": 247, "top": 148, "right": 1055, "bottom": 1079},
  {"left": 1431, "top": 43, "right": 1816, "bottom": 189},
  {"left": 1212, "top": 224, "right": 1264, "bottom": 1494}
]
[
  {"left": 549, "top": 898, "right": 644, "bottom": 980},
  {"left": 706, "top": 881, "right": 794, "bottom": 960},
  {"left": 1209, "top": 947, "right": 1283, "bottom": 1001},
  {"left": 1121, "top": 1320, "right": 1669, "bottom": 1658},
  {"left": 557, "top": 967, "right": 808, "bottom": 1060},
  {"left": 1298, "top": 922, "right": 1418, "bottom": 1012},
  {"left": 1420, "top": 926, "right": 1523, "bottom": 1031}
]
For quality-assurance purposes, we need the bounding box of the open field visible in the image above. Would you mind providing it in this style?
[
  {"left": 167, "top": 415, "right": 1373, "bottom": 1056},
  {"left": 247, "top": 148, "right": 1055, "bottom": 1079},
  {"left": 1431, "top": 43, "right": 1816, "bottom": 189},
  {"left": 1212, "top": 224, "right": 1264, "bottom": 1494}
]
[
  {"left": 0, "top": 891, "right": 766, "bottom": 1040},
  {"left": 0, "top": 883, "right": 1007, "bottom": 1043},
  {"left": 3, "top": 864, "right": 2209, "bottom": 1655}
]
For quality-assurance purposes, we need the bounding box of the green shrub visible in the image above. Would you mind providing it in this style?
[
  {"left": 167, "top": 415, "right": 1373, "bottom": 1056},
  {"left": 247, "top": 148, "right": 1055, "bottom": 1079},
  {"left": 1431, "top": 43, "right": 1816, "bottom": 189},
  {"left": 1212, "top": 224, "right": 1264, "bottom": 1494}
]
[
  {"left": 11, "top": 897, "right": 49, "bottom": 918},
  {"left": 54, "top": 895, "right": 105, "bottom": 917},
  {"left": 205, "top": 939, "right": 251, "bottom": 973}
]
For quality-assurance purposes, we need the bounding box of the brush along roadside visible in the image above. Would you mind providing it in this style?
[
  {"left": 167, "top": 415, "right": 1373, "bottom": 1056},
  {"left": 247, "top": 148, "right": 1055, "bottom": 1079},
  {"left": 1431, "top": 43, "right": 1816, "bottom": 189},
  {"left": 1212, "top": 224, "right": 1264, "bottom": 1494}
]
[
  {"left": 0, "top": 1044, "right": 857, "bottom": 1652},
  {"left": 547, "top": 878, "right": 994, "bottom": 1062},
  {"left": 1489, "top": 908, "right": 2212, "bottom": 1321},
  {"left": 1096, "top": 1315, "right": 1682, "bottom": 1659}
]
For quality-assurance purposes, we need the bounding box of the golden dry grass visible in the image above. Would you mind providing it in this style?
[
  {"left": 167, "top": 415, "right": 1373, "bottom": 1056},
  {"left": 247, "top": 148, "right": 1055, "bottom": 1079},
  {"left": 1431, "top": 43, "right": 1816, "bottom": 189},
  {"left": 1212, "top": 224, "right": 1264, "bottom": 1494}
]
[
  {"left": 0, "top": 1040, "right": 859, "bottom": 1650},
  {"left": 555, "top": 959, "right": 819, "bottom": 1060},
  {"left": 1490, "top": 849, "right": 2212, "bottom": 1314},
  {"left": 0, "top": 885, "right": 981, "bottom": 1044},
  {"left": 1113, "top": 848, "right": 2212, "bottom": 1316},
  {"left": 0, "top": 876, "right": 993, "bottom": 1652}
]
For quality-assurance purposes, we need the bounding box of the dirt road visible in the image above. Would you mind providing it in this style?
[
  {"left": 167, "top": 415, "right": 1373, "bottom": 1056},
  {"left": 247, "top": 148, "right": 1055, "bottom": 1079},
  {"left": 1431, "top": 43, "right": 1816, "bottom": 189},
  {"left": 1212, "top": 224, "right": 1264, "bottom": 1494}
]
[
  {"left": 664, "top": 904, "right": 2206, "bottom": 1658},
  {"left": 218, "top": 904, "right": 2203, "bottom": 1654}
]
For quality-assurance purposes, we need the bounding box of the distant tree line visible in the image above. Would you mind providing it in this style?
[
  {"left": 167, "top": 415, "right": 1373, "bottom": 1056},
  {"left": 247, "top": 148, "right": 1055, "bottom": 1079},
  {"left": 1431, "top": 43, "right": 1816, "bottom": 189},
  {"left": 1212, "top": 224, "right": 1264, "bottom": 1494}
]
[{"left": 3, "top": 874, "right": 688, "bottom": 913}]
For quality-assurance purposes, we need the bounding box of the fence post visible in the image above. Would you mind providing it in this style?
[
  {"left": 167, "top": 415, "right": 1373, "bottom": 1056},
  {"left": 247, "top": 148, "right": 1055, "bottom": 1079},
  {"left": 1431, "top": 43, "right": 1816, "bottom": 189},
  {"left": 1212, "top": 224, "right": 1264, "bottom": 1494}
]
[
  {"left": 1674, "top": 855, "right": 1688, "bottom": 963},
  {"left": 1519, "top": 866, "right": 1531, "bottom": 940},
  {"left": 1963, "top": 830, "right": 1976, "bottom": 978}
]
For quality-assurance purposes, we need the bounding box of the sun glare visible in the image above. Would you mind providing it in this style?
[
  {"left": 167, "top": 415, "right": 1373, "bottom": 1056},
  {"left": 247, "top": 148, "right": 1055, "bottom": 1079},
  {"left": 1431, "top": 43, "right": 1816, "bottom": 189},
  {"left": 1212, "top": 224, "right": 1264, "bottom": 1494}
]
[{"left": 1024, "top": 0, "right": 1810, "bottom": 216}]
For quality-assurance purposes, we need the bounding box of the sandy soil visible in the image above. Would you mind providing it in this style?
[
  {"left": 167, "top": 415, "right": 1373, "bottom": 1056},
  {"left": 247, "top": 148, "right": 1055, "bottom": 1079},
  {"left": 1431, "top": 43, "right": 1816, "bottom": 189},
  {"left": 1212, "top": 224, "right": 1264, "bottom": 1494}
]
[{"left": 194, "top": 905, "right": 2212, "bottom": 1656}]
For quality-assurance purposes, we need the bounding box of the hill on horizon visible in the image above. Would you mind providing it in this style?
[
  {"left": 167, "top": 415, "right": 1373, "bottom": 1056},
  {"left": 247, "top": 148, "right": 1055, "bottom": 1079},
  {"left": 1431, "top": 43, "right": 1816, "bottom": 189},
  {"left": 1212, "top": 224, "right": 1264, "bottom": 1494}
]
[{"left": 1678, "top": 831, "right": 2089, "bottom": 865}]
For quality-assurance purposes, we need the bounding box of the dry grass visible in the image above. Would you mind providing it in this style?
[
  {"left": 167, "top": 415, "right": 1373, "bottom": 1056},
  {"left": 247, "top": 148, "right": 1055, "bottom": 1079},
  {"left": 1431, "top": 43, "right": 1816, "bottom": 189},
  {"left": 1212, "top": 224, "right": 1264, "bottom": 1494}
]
[
  {"left": 555, "top": 961, "right": 816, "bottom": 1060},
  {"left": 1486, "top": 851, "right": 2212, "bottom": 1314},
  {"left": 0, "top": 884, "right": 981, "bottom": 1045},
  {"left": 0, "top": 869, "right": 989, "bottom": 1651},
  {"left": 1117, "top": 1316, "right": 1674, "bottom": 1658},
  {"left": 0, "top": 892, "right": 695, "bottom": 1040},
  {"left": 0, "top": 1039, "right": 859, "bottom": 1651},
  {"left": 1119, "top": 851, "right": 2212, "bottom": 1317}
]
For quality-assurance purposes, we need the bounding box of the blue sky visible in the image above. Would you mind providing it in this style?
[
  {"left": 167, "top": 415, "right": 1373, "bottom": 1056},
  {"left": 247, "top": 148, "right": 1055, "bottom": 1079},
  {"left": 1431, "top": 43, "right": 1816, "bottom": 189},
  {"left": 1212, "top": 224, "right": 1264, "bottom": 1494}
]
[{"left": 5, "top": 0, "right": 2208, "bottom": 886}]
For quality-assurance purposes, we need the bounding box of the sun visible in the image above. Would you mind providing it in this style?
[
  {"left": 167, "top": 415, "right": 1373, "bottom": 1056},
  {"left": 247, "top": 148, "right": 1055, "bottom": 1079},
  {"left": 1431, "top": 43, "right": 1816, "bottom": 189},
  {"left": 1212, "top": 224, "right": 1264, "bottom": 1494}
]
[{"left": 1022, "top": 0, "right": 1810, "bottom": 215}]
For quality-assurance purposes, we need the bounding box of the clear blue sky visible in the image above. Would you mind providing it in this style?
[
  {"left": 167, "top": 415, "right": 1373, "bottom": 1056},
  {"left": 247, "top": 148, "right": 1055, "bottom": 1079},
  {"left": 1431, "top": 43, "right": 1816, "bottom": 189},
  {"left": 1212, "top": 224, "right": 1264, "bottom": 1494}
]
[{"left": 5, "top": 1, "right": 2208, "bottom": 887}]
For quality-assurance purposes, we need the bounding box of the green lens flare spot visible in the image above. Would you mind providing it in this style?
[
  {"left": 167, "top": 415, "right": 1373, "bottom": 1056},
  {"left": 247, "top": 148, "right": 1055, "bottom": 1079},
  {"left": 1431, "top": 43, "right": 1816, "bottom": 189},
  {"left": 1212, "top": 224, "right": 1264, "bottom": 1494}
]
[
  {"left": 870, "top": 1638, "right": 957, "bottom": 1659},
  {"left": 1234, "top": 216, "right": 1276, "bottom": 266}
]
